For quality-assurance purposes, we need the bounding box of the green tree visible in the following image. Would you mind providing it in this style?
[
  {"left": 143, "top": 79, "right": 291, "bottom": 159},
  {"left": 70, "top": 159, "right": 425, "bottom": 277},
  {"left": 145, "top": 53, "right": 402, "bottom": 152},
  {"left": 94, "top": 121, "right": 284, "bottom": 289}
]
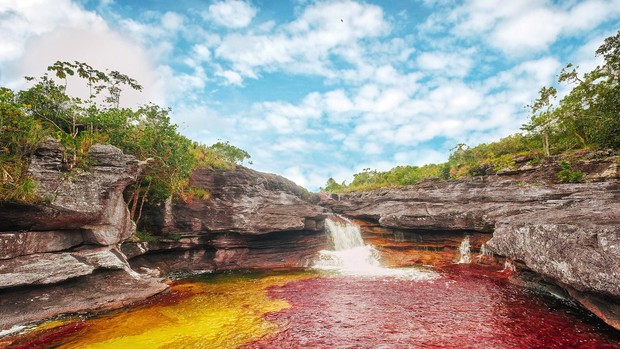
[
  {"left": 323, "top": 177, "right": 344, "bottom": 192},
  {"left": 209, "top": 141, "right": 251, "bottom": 165},
  {"left": 522, "top": 86, "right": 557, "bottom": 157}
]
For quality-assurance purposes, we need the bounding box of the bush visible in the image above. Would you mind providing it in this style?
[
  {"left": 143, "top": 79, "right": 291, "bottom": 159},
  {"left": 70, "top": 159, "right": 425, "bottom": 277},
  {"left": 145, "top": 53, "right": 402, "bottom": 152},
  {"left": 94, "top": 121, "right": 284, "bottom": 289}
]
[{"left": 556, "top": 161, "right": 584, "bottom": 183}]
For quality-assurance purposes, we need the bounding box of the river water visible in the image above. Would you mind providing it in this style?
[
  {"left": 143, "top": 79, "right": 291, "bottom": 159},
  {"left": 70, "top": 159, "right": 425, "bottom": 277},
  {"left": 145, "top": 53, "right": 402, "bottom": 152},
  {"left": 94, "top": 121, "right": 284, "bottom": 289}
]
[{"left": 4, "top": 218, "right": 620, "bottom": 348}]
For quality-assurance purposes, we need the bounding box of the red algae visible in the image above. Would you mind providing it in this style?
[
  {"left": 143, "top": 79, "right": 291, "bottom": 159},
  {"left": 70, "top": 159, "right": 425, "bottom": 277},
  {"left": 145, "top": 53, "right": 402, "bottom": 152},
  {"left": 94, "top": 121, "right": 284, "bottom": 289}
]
[
  {"left": 8, "top": 322, "right": 88, "bottom": 349},
  {"left": 246, "top": 265, "right": 620, "bottom": 349}
]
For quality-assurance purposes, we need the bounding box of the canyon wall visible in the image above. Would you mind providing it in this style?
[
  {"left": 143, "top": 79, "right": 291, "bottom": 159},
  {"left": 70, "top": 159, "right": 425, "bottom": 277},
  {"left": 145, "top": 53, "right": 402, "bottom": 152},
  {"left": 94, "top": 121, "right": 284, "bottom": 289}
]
[
  {"left": 1, "top": 140, "right": 618, "bottom": 332},
  {"left": 0, "top": 139, "right": 167, "bottom": 330},
  {"left": 122, "top": 166, "right": 328, "bottom": 273}
]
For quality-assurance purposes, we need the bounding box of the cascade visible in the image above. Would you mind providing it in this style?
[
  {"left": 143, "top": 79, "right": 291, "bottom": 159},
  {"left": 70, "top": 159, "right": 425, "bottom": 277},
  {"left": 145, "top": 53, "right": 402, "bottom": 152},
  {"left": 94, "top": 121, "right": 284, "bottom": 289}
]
[
  {"left": 458, "top": 236, "right": 471, "bottom": 264},
  {"left": 477, "top": 242, "right": 493, "bottom": 261},
  {"left": 314, "top": 216, "right": 437, "bottom": 280},
  {"left": 502, "top": 260, "right": 517, "bottom": 272}
]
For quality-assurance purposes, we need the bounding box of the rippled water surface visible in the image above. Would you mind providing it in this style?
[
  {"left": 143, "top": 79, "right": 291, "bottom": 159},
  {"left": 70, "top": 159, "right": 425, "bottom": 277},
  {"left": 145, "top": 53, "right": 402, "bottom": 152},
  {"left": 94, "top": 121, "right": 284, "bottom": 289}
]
[{"left": 5, "top": 266, "right": 620, "bottom": 349}]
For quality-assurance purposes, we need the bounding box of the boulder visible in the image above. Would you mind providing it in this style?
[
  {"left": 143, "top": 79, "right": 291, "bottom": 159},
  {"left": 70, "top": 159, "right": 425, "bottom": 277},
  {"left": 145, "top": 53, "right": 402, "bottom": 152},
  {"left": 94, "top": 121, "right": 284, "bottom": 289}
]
[
  {"left": 0, "top": 138, "right": 142, "bottom": 245},
  {"left": 160, "top": 167, "right": 326, "bottom": 234}
]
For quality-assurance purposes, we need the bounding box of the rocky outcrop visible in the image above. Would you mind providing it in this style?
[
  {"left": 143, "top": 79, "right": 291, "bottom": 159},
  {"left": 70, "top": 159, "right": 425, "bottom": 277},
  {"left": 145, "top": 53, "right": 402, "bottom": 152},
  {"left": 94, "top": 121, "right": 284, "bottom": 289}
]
[
  {"left": 0, "top": 139, "right": 167, "bottom": 330},
  {"left": 323, "top": 158, "right": 620, "bottom": 329},
  {"left": 487, "top": 203, "right": 620, "bottom": 330},
  {"left": 125, "top": 166, "right": 329, "bottom": 273}
]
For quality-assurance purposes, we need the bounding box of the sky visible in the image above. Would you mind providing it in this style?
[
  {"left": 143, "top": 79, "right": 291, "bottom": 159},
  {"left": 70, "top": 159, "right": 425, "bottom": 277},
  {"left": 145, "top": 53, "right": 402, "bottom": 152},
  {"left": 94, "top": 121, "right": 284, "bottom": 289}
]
[{"left": 1, "top": 0, "right": 619, "bottom": 191}]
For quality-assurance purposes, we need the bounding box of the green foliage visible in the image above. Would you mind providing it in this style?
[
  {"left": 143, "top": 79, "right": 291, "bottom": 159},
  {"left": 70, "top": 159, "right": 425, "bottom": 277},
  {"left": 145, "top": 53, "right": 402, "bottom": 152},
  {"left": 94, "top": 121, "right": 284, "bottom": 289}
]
[
  {"left": 183, "top": 187, "right": 211, "bottom": 203},
  {"left": 556, "top": 161, "right": 584, "bottom": 183},
  {"left": 439, "top": 163, "right": 451, "bottom": 180},
  {"left": 322, "top": 177, "right": 345, "bottom": 192},
  {"left": 0, "top": 87, "right": 47, "bottom": 202},
  {"left": 136, "top": 230, "right": 182, "bottom": 243},
  {"left": 135, "top": 230, "right": 158, "bottom": 243},
  {"left": 324, "top": 164, "right": 442, "bottom": 193},
  {"left": 523, "top": 30, "right": 620, "bottom": 153},
  {"left": 208, "top": 141, "right": 251, "bottom": 165}
]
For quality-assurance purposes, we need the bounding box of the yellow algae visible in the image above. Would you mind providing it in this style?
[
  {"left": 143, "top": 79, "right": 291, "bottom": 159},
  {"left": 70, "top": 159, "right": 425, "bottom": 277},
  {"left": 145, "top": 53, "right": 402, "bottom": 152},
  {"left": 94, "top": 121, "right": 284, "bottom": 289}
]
[
  {"left": 51, "top": 271, "right": 313, "bottom": 349},
  {"left": 30, "top": 319, "right": 76, "bottom": 333}
]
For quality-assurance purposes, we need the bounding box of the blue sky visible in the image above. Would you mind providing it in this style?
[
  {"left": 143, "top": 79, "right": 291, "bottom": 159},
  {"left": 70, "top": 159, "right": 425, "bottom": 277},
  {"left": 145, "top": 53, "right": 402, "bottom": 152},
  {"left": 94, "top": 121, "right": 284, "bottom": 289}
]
[{"left": 1, "top": 0, "right": 619, "bottom": 190}]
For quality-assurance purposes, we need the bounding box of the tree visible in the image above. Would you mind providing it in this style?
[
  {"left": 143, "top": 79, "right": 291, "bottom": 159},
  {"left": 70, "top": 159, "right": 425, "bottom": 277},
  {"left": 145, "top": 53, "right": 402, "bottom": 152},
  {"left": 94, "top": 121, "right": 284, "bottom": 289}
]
[
  {"left": 323, "top": 177, "right": 344, "bottom": 192},
  {"left": 209, "top": 141, "right": 251, "bottom": 165},
  {"left": 522, "top": 86, "right": 557, "bottom": 157}
]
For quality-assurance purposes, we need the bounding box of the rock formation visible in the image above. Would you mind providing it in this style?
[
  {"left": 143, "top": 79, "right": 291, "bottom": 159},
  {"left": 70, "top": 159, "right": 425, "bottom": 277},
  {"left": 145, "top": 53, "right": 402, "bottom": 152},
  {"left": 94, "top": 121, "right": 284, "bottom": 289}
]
[
  {"left": 0, "top": 139, "right": 167, "bottom": 330},
  {"left": 322, "top": 156, "right": 620, "bottom": 329},
  {"left": 123, "top": 166, "right": 329, "bottom": 273}
]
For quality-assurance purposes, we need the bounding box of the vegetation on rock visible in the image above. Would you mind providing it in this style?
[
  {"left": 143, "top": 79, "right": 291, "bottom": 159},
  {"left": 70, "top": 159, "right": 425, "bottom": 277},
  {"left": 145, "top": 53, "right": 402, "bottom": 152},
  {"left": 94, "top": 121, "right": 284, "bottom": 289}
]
[
  {"left": 0, "top": 61, "right": 250, "bottom": 218},
  {"left": 324, "top": 31, "right": 620, "bottom": 192}
]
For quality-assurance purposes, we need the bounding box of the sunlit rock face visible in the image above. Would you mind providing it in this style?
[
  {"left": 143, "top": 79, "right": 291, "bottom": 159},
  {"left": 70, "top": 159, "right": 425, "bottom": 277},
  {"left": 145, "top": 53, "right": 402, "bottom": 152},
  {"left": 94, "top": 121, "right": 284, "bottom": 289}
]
[
  {"left": 0, "top": 139, "right": 166, "bottom": 331},
  {"left": 125, "top": 166, "right": 330, "bottom": 273},
  {"left": 487, "top": 205, "right": 620, "bottom": 330}
]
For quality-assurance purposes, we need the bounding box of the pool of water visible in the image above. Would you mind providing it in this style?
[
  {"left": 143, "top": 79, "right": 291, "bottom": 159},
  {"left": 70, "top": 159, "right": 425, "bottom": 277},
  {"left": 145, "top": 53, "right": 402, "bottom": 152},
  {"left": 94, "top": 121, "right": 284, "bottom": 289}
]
[{"left": 4, "top": 266, "right": 620, "bottom": 349}]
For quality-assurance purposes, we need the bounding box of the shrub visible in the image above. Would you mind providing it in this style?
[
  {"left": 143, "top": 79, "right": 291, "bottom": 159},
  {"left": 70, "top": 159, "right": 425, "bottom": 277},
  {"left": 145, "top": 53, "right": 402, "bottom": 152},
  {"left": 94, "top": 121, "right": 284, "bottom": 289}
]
[{"left": 556, "top": 160, "right": 584, "bottom": 183}]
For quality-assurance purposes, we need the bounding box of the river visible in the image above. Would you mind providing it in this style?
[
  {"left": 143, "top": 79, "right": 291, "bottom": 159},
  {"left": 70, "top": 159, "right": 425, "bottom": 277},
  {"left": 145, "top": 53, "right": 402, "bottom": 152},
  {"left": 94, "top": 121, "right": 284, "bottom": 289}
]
[{"left": 4, "top": 218, "right": 620, "bottom": 348}]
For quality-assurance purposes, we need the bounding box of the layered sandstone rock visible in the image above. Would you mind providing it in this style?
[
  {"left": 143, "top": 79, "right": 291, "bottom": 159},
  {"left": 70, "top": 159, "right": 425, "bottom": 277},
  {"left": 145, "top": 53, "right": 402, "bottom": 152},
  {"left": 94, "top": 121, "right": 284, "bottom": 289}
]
[
  {"left": 0, "top": 139, "right": 166, "bottom": 330},
  {"left": 126, "top": 166, "right": 329, "bottom": 273},
  {"left": 487, "top": 204, "right": 620, "bottom": 330}
]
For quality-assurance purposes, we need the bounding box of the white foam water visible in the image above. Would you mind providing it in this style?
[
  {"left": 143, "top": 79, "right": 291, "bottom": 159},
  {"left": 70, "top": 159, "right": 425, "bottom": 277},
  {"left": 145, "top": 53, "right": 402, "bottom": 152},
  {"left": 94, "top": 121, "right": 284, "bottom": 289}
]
[
  {"left": 314, "top": 216, "right": 437, "bottom": 280},
  {"left": 458, "top": 236, "right": 471, "bottom": 264},
  {"left": 0, "top": 324, "right": 29, "bottom": 338}
]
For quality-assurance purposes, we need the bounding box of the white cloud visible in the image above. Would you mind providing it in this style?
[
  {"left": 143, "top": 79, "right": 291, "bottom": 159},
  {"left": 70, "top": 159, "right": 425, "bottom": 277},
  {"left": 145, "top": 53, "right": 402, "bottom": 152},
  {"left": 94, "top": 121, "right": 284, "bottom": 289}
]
[
  {"left": 416, "top": 51, "right": 473, "bottom": 77},
  {"left": 161, "top": 11, "right": 185, "bottom": 31},
  {"left": 436, "top": 0, "right": 620, "bottom": 55},
  {"left": 0, "top": 1, "right": 162, "bottom": 106},
  {"left": 0, "top": 0, "right": 106, "bottom": 63},
  {"left": 215, "top": 69, "right": 243, "bottom": 86},
  {"left": 213, "top": 0, "right": 390, "bottom": 82},
  {"left": 204, "top": 0, "right": 257, "bottom": 29},
  {"left": 490, "top": 8, "right": 563, "bottom": 53},
  {"left": 192, "top": 44, "right": 212, "bottom": 62}
]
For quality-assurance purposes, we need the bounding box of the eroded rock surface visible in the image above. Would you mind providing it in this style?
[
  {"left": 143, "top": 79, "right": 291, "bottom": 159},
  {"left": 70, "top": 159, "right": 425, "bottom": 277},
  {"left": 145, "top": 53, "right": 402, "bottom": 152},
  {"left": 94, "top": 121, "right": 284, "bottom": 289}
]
[
  {"left": 0, "top": 139, "right": 165, "bottom": 330},
  {"left": 128, "top": 166, "right": 329, "bottom": 273}
]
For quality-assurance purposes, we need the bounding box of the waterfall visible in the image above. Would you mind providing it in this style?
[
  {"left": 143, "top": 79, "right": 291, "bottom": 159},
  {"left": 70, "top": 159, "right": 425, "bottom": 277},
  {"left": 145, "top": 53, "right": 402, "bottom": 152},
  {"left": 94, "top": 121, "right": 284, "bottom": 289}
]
[
  {"left": 314, "top": 216, "right": 437, "bottom": 280},
  {"left": 502, "top": 260, "right": 517, "bottom": 272},
  {"left": 326, "top": 217, "right": 365, "bottom": 250},
  {"left": 476, "top": 242, "right": 493, "bottom": 260},
  {"left": 458, "top": 236, "right": 471, "bottom": 264}
]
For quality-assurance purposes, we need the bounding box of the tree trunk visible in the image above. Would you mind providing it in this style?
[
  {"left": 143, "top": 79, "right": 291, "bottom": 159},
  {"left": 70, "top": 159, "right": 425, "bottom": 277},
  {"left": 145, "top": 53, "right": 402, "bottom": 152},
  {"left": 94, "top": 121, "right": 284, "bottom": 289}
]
[{"left": 543, "top": 133, "right": 550, "bottom": 157}]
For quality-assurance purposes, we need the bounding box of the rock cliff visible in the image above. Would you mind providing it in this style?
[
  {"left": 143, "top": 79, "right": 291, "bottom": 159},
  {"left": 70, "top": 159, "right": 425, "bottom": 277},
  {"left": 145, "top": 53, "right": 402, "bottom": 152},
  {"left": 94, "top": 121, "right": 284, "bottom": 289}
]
[
  {"left": 123, "top": 166, "right": 329, "bottom": 273},
  {"left": 322, "top": 156, "right": 620, "bottom": 329},
  {"left": 0, "top": 139, "right": 167, "bottom": 331}
]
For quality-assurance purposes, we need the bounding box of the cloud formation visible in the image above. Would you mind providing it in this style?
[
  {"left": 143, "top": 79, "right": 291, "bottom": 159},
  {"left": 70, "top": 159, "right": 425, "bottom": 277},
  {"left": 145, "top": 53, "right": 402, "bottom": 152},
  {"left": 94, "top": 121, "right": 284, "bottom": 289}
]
[{"left": 204, "top": 0, "right": 257, "bottom": 29}]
